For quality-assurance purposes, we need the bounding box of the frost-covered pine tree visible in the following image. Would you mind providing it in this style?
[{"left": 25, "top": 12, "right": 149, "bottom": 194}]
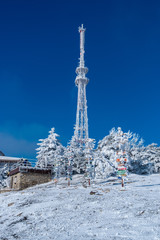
[
  {"left": 65, "top": 144, "right": 75, "bottom": 180},
  {"left": 68, "top": 136, "right": 86, "bottom": 174},
  {"left": 0, "top": 164, "right": 9, "bottom": 188},
  {"left": 65, "top": 136, "right": 96, "bottom": 175},
  {"left": 145, "top": 143, "right": 160, "bottom": 173},
  {"left": 129, "top": 143, "right": 159, "bottom": 174},
  {"left": 84, "top": 138, "right": 96, "bottom": 179},
  {"left": 151, "top": 144, "right": 160, "bottom": 172},
  {"left": 53, "top": 145, "right": 66, "bottom": 179},
  {"left": 94, "top": 128, "right": 129, "bottom": 178},
  {"left": 98, "top": 127, "right": 132, "bottom": 158},
  {"left": 93, "top": 149, "right": 116, "bottom": 179},
  {"left": 47, "top": 128, "right": 64, "bottom": 171},
  {"left": 36, "top": 128, "right": 64, "bottom": 174},
  {"left": 94, "top": 127, "right": 146, "bottom": 178},
  {"left": 36, "top": 138, "right": 50, "bottom": 168}
]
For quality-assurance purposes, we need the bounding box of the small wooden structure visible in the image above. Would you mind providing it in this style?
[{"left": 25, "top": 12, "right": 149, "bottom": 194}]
[{"left": 9, "top": 167, "right": 51, "bottom": 190}]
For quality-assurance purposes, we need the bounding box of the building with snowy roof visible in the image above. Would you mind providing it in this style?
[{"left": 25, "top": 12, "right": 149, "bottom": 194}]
[
  {"left": 0, "top": 153, "right": 27, "bottom": 170},
  {"left": 9, "top": 167, "right": 52, "bottom": 190}
]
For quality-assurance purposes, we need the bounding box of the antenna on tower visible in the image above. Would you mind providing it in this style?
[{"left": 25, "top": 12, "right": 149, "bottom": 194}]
[{"left": 78, "top": 24, "right": 86, "bottom": 68}]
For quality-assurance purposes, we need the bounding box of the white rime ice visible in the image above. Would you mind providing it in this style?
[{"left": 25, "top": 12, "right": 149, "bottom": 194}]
[
  {"left": 36, "top": 128, "right": 64, "bottom": 175},
  {"left": 84, "top": 138, "right": 96, "bottom": 179},
  {"left": 0, "top": 164, "right": 9, "bottom": 188},
  {"left": 34, "top": 126, "right": 160, "bottom": 179},
  {"left": 66, "top": 136, "right": 96, "bottom": 175},
  {"left": 94, "top": 127, "right": 160, "bottom": 179}
]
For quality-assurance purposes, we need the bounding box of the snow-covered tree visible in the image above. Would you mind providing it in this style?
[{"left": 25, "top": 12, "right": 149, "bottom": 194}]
[
  {"left": 65, "top": 145, "right": 74, "bottom": 180},
  {"left": 53, "top": 145, "right": 66, "bottom": 179},
  {"left": 93, "top": 146, "right": 119, "bottom": 179},
  {"left": 84, "top": 138, "right": 96, "bottom": 179},
  {"left": 36, "top": 128, "right": 65, "bottom": 175},
  {"left": 36, "top": 126, "right": 160, "bottom": 180},
  {"left": 153, "top": 145, "right": 160, "bottom": 173},
  {"left": 0, "top": 164, "right": 9, "bottom": 188},
  {"left": 98, "top": 127, "right": 133, "bottom": 159},
  {"left": 94, "top": 128, "right": 129, "bottom": 178},
  {"left": 36, "top": 138, "right": 50, "bottom": 168},
  {"left": 94, "top": 127, "right": 146, "bottom": 178},
  {"left": 129, "top": 143, "right": 159, "bottom": 174},
  {"left": 67, "top": 136, "right": 86, "bottom": 174},
  {"left": 64, "top": 137, "right": 96, "bottom": 176}
]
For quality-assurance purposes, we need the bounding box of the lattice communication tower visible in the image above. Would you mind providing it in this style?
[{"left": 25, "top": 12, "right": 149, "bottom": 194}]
[{"left": 74, "top": 24, "right": 89, "bottom": 146}]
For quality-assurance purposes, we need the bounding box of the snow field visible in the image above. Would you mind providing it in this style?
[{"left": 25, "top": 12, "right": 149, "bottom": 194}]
[{"left": 0, "top": 174, "right": 160, "bottom": 240}]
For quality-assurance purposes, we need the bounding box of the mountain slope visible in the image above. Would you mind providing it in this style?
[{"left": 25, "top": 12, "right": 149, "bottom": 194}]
[{"left": 0, "top": 174, "right": 160, "bottom": 240}]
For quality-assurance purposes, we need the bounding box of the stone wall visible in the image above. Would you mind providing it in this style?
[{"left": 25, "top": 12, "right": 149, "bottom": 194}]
[
  {"left": 11, "top": 172, "right": 51, "bottom": 190},
  {"left": 10, "top": 172, "right": 21, "bottom": 190}
]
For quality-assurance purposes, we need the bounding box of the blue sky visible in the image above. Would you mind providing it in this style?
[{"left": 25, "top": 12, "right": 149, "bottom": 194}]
[{"left": 0, "top": 0, "right": 160, "bottom": 159}]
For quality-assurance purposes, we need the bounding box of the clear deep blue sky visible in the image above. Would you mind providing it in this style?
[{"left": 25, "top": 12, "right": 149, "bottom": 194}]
[{"left": 0, "top": 0, "right": 160, "bottom": 159}]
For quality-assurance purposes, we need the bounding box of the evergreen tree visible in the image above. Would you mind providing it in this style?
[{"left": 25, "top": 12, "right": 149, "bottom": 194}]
[
  {"left": 36, "top": 138, "right": 50, "bottom": 168},
  {"left": 0, "top": 164, "right": 9, "bottom": 188},
  {"left": 95, "top": 127, "right": 144, "bottom": 178},
  {"left": 64, "top": 137, "right": 96, "bottom": 176},
  {"left": 65, "top": 145, "right": 74, "bottom": 180},
  {"left": 129, "top": 143, "right": 158, "bottom": 174},
  {"left": 68, "top": 136, "right": 85, "bottom": 174},
  {"left": 36, "top": 128, "right": 64, "bottom": 174},
  {"left": 84, "top": 138, "right": 96, "bottom": 179}
]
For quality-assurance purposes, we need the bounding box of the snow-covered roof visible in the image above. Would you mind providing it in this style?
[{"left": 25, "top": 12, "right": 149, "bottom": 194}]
[{"left": 0, "top": 156, "right": 25, "bottom": 162}]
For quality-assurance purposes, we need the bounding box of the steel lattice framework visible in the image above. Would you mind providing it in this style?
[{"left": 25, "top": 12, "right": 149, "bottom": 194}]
[{"left": 74, "top": 24, "right": 89, "bottom": 145}]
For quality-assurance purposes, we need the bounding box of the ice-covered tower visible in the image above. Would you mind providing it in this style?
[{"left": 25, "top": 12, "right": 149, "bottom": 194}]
[{"left": 74, "top": 24, "right": 89, "bottom": 146}]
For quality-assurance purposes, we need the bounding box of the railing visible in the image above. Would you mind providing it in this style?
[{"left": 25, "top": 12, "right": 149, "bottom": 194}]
[{"left": 9, "top": 159, "right": 40, "bottom": 171}]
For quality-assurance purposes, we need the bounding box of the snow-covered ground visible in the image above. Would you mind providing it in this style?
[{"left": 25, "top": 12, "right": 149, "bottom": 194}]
[{"left": 0, "top": 174, "right": 160, "bottom": 240}]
